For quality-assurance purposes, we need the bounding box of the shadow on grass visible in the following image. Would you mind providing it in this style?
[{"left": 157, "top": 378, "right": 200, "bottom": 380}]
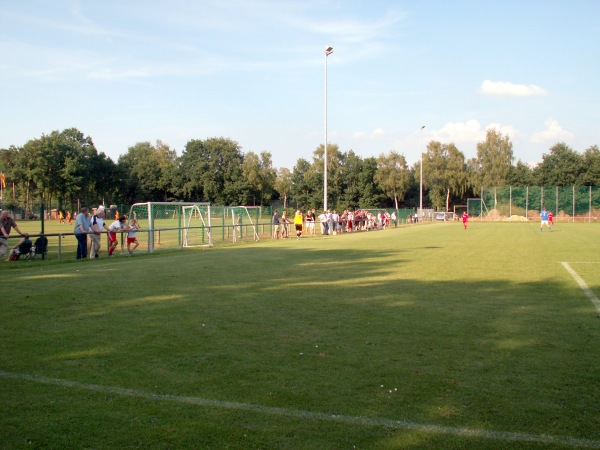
[{"left": 1, "top": 239, "right": 600, "bottom": 447}]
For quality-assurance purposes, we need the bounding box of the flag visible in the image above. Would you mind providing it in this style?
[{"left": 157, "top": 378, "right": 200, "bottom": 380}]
[{"left": 0, "top": 173, "right": 6, "bottom": 189}]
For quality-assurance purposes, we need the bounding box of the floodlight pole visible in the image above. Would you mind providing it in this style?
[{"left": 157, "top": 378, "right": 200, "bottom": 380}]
[
  {"left": 324, "top": 46, "right": 333, "bottom": 211},
  {"left": 419, "top": 125, "right": 426, "bottom": 218}
]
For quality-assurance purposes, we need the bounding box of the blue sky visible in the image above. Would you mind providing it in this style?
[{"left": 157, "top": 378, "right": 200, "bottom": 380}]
[{"left": 1, "top": 0, "right": 599, "bottom": 169}]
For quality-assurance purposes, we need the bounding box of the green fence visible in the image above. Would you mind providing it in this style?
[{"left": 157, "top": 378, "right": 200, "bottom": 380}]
[{"left": 475, "top": 186, "right": 600, "bottom": 221}]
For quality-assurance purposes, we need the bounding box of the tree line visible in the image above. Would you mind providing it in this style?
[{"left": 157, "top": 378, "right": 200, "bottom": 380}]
[{"left": 1, "top": 127, "right": 599, "bottom": 213}]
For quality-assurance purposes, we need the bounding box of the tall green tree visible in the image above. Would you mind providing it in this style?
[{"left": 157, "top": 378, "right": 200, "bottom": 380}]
[
  {"left": 473, "top": 129, "right": 513, "bottom": 187},
  {"left": 19, "top": 128, "right": 98, "bottom": 212},
  {"left": 374, "top": 151, "right": 411, "bottom": 209},
  {"left": 580, "top": 145, "right": 600, "bottom": 185},
  {"left": 290, "top": 158, "right": 323, "bottom": 209},
  {"left": 242, "top": 151, "right": 276, "bottom": 206},
  {"left": 358, "top": 157, "right": 385, "bottom": 208},
  {"left": 338, "top": 150, "right": 364, "bottom": 210},
  {"left": 508, "top": 160, "right": 535, "bottom": 186},
  {"left": 422, "top": 142, "right": 467, "bottom": 211},
  {"left": 274, "top": 167, "right": 292, "bottom": 208},
  {"left": 473, "top": 129, "right": 514, "bottom": 207},
  {"left": 60, "top": 128, "right": 103, "bottom": 209},
  {"left": 91, "top": 152, "right": 120, "bottom": 206},
  {"left": 535, "top": 142, "right": 584, "bottom": 186},
  {"left": 1, "top": 146, "right": 29, "bottom": 210},
  {"left": 178, "top": 137, "right": 245, "bottom": 205},
  {"left": 312, "top": 143, "right": 342, "bottom": 209},
  {"left": 118, "top": 140, "right": 178, "bottom": 203}
]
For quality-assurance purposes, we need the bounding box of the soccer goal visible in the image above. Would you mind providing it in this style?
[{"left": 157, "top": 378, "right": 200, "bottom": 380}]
[
  {"left": 182, "top": 204, "right": 213, "bottom": 247},
  {"left": 227, "top": 206, "right": 259, "bottom": 243},
  {"left": 453, "top": 204, "right": 468, "bottom": 218},
  {"left": 128, "top": 202, "right": 212, "bottom": 252}
]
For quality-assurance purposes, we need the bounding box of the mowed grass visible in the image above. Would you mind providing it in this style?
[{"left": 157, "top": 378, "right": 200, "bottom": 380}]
[{"left": 1, "top": 222, "right": 600, "bottom": 449}]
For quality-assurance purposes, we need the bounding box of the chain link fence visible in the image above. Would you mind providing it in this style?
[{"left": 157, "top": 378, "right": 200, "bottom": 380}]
[{"left": 472, "top": 186, "right": 600, "bottom": 221}]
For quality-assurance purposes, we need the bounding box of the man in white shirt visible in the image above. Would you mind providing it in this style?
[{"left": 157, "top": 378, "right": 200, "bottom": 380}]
[
  {"left": 318, "top": 211, "right": 328, "bottom": 235},
  {"left": 331, "top": 210, "right": 340, "bottom": 234},
  {"left": 89, "top": 207, "right": 110, "bottom": 258}
]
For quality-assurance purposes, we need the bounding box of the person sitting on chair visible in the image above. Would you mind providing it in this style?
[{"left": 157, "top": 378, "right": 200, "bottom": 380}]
[{"left": 7, "top": 233, "right": 32, "bottom": 261}]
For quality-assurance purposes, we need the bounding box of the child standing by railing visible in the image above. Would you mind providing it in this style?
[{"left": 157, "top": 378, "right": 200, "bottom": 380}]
[{"left": 127, "top": 217, "right": 140, "bottom": 255}]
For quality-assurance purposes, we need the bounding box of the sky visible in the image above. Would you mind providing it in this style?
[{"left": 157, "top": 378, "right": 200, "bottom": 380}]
[{"left": 1, "top": 0, "right": 599, "bottom": 170}]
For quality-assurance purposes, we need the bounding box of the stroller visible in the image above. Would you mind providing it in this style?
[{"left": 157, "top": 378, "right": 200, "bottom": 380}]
[{"left": 32, "top": 235, "right": 48, "bottom": 259}]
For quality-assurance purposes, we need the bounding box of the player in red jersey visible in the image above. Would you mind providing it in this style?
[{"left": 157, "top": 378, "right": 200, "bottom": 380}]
[{"left": 462, "top": 211, "right": 469, "bottom": 229}]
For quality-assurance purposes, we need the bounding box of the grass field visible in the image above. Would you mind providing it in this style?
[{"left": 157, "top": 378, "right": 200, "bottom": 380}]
[{"left": 1, "top": 222, "right": 600, "bottom": 449}]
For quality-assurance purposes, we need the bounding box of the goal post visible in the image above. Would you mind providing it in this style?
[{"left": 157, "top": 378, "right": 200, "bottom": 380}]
[
  {"left": 454, "top": 204, "right": 468, "bottom": 218},
  {"left": 128, "top": 202, "right": 212, "bottom": 252},
  {"left": 227, "top": 206, "right": 259, "bottom": 243},
  {"left": 182, "top": 204, "right": 213, "bottom": 247}
]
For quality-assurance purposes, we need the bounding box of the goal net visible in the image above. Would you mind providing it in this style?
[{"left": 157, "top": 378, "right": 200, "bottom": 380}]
[
  {"left": 128, "top": 202, "right": 212, "bottom": 252},
  {"left": 453, "top": 205, "right": 468, "bottom": 217},
  {"left": 182, "top": 204, "right": 213, "bottom": 247},
  {"left": 227, "top": 206, "right": 259, "bottom": 243}
]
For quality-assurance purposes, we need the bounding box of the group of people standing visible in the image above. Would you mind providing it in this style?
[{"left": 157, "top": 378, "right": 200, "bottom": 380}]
[
  {"left": 272, "top": 208, "right": 398, "bottom": 239},
  {"left": 272, "top": 209, "right": 305, "bottom": 239},
  {"left": 74, "top": 207, "right": 140, "bottom": 259}
]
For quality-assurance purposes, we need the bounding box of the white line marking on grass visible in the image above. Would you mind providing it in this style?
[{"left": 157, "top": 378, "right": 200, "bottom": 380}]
[
  {"left": 1, "top": 370, "right": 600, "bottom": 448},
  {"left": 561, "top": 262, "right": 600, "bottom": 313}
]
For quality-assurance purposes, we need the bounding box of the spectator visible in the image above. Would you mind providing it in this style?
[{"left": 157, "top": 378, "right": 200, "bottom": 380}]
[
  {"left": 318, "top": 211, "right": 328, "bottom": 235},
  {"left": 346, "top": 210, "right": 354, "bottom": 232},
  {"left": 7, "top": 233, "right": 32, "bottom": 261},
  {"left": 127, "top": 217, "right": 140, "bottom": 255},
  {"left": 326, "top": 210, "right": 334, "bottom": 235},
  {"left": 331, "top": 210, "right": 340, "bottom": 234},
  {"left": 0, "top": 210, "right": 26, "bottom": 258},
  {"left": 281, "top": 210, "right": 290, "bottom": 238},
  {"left": 305, "top": 209, "right": 315, "bottom": 235},
  {"left": 108, "top": 215, "right": 128, "bottom": 256},
  {"left": 272, "top": 210, "right": 280, "bottom": 239},
  {"left": 74, "top": 207, "right": 91, "bottom": 259},
  {"left": 89, "top": 207, "right": 110, "bottom": 259}
]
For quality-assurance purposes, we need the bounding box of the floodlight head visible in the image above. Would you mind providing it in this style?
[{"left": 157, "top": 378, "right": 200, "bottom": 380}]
[
  {"left": 421, "top": 125, "right": 426, "bottom": 129},
  {"left": 325, "top": 46, "right": 334, "bottom": 55}
]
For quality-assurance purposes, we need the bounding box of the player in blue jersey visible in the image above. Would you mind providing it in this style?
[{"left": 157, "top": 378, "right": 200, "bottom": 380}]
[{"left": 540, "top": 207, "right": 551, "bottom": 232}]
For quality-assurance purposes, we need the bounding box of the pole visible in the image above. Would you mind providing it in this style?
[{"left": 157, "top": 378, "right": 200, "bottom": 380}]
[
  {"left": 324, "top": 47, "right": 333, "bottom": 211},
  {"left": 419, "top": 125, "right": 425, "bottom": 219}
]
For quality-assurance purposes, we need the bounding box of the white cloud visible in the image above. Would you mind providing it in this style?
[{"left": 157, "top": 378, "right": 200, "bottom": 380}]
[
  {"left": 485, "top": 122, "right": 519, "bottom": 139},
  {"left": 432, "top": 119, "right": 483, "bottom": 143},
  {"left": 531, "top": 118, "right": 573, "bottom": 144},
  {"left": 480, "top": 80, "right": 549, "bottom": 97},
  {"left": 352, "top": 128, "right": 385, "bottom": 139},
  {"left": 417, "top": 120, "right": 521, "bottom": 158}
]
